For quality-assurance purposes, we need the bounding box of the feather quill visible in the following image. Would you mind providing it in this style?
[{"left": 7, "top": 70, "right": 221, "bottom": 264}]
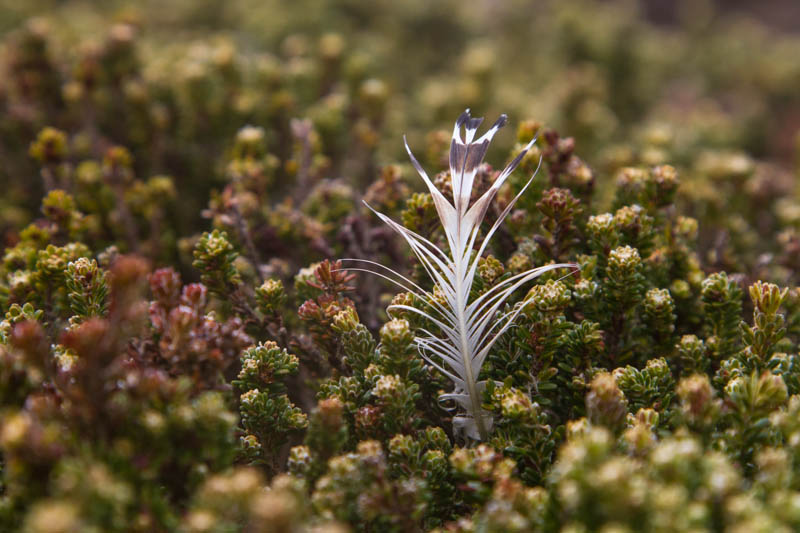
[{"left": 348, "top": 110, "right": 576, "bottom": 440}]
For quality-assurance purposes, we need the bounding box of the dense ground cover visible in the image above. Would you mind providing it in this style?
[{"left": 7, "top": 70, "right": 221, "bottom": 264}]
[{"left": 2, "top": 1, "right": 800, "bottom": 531}]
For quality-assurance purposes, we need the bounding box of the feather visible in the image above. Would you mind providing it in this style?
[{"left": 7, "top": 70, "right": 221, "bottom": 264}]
[{"left": 346, "top": 110, "right": 577, "bottom": 441}]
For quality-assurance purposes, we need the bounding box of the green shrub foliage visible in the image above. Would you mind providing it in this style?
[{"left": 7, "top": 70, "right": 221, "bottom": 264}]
[{"left": 1, "top": 1, "right": 800, "bottom": 531}]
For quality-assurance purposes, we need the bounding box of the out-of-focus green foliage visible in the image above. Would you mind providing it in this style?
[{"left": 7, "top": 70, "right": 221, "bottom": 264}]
[{"left": 2, "top": 0, "right": 800, "bottom": 531}]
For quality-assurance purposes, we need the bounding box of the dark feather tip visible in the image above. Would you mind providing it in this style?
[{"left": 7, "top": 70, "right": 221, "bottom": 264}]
[
  {"left": 456, "top": 109, "right": 471, "bottom": 127},
  {"left": 467, "top": 116, "right": 484, "bottom": 132},
  {"left": 492, "top": 114, "right": 508, "bottom": 130}
]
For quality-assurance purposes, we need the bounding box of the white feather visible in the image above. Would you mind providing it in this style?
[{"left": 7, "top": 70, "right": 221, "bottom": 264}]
[{"left": 346, "top": 110, "right": 577, "bottom": 440}]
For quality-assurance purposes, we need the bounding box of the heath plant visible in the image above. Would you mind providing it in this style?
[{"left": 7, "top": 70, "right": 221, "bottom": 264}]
[{"left": 0, "top": 2, "right": 800, "bottom": 532}]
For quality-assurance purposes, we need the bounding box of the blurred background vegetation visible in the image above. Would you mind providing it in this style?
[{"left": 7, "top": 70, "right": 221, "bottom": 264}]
[{"left": 2, "top": 0, "right": 800, "bottom": 247}]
